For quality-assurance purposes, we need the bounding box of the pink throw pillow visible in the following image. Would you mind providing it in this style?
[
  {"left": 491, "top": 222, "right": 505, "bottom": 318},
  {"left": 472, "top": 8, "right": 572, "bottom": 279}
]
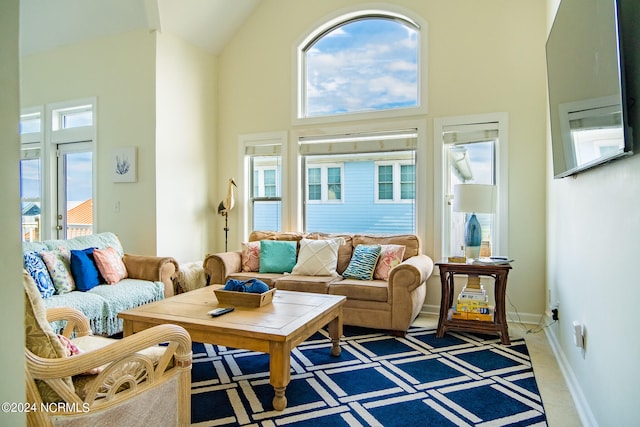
[
  {"left": 57, "top": 334, "right": 102, "bottom": 375},
  {"left": 93, "top": 246, "right": 128, "bottom": 284},
  {"left": 374, "top": 244, "right": 406, "bottom": 280},
  {"left": 241, "top": 241, "right": 260, "bottom": 272}
]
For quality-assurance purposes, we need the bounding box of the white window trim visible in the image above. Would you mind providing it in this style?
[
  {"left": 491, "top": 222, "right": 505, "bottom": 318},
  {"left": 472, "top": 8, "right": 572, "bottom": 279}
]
[
  {"left": 433, "top": 112, "right": 509, "bottom": 263},
  {"left": 239, "top": 131, "right": 288, "bottom": 240},
  {"left": 305, "top": 163, "right": 344, "bottom": 203},
  {"left": 291, "top": 4, "right": 428, "bottom": 126},
  {"left": 374, "top": 160, "right": 415, "bottom": 203}
]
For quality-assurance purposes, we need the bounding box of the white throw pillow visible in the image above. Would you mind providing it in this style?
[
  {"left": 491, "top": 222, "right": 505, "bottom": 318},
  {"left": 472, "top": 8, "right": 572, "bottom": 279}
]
[{"left": 291, "top": 238, "right": 341, "bottom": 276}]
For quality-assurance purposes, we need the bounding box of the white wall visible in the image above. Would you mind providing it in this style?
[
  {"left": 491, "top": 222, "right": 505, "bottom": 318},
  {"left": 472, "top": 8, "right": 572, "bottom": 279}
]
[
  {"left": 215, "top": 0, "right": 548, "bottom": 317},
  {"left": 0, "top": 1, "right": 26, "bottom": 425},
  {"left": 20, "top": 30, "right": 159, "bottom": 255},
  {"left": 155, "top": 31, "right": 217, "bottom": 262},
  {"left": 546, "top": 0, "right": 640, "bottom": 425}
]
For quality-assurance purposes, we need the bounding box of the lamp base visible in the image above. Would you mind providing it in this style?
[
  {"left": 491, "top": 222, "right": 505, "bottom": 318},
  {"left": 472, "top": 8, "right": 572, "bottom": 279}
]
[
  {"left": 465, "top": 245, "right": 481, "bottom": 259},
  {"left": 464, "top": 213, "right": 482, "bottom": 260}
]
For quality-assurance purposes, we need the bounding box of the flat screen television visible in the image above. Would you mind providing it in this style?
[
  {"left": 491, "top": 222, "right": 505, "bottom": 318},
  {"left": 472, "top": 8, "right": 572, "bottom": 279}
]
[{"left": 546, "top": 0, "right": 634, "bottom": 178}]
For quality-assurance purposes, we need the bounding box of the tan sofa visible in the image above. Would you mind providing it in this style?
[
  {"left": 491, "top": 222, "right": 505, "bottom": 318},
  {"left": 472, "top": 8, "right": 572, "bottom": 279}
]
[{"left": 203, "top": 231, "right": 434, "bottom": 335}]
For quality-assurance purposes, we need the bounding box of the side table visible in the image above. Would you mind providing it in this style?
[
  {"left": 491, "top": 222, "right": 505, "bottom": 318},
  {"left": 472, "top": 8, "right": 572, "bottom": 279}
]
[{"left": 435, "top": 260, "right": 512, "bottom": 345}]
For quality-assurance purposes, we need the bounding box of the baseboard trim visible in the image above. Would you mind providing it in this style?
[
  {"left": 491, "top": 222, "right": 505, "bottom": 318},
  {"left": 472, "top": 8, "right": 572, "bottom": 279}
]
[{"left": 545, "top": 319, "right": 598, "bottom": 427}]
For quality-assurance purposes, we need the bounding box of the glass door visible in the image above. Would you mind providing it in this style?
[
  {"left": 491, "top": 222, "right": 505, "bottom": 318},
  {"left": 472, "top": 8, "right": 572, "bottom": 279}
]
[{"left": 56, "top": 142, "right": 93, "bottom": 239}]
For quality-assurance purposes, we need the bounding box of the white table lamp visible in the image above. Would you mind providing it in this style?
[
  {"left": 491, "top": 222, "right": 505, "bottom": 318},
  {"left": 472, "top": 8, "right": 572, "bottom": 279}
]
[{"left": 453, "top": 184, "right": 496, "bottom": 259}]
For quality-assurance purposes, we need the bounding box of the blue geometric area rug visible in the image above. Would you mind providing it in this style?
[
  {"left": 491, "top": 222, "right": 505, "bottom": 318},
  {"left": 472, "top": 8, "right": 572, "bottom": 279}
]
[{"left": 190, "top": 327, "right": 547, "bottom": 426}]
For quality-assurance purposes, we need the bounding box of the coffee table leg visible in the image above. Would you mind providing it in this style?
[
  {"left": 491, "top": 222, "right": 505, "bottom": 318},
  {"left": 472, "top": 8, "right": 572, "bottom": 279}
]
[
  {"left": 327, "top": 314, "right": 343, "bottom": 357},
  {"left": 270, "top": 341, "right": 291, "bottom": 411}
]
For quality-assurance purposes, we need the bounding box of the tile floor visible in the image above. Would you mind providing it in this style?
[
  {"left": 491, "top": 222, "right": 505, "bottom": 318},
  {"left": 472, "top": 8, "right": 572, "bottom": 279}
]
[{"left": 413, "top": 314, "right": 582, "bottom": 427}]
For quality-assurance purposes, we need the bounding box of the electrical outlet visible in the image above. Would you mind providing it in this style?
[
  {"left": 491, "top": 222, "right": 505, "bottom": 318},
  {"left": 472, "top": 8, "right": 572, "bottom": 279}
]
[{"left": 551, "top": 307, "right": 559, "bottom": 321}]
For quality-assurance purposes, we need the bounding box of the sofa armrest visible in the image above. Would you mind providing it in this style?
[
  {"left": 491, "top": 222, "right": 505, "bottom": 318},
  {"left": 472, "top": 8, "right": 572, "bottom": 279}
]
[
  {"left": 388, "top": 254, "right": 434, "bottom": 293},
  {"left": 203, "top": 251, "right": 242, "bottom": 285},
  {"left": 122, "top": 254, "right": 179, "bottom": 298}
]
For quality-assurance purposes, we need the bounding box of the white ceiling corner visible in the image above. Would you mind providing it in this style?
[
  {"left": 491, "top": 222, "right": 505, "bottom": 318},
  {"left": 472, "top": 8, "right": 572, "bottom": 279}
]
[{"left": 19, "top": 0, "right": 261, "bottom": 56}]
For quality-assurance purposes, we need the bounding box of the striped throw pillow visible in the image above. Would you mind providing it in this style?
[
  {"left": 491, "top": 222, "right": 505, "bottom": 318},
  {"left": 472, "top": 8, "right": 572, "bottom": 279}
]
[{"left": 342, "top": 244, "right": 382, "bottom": 280}]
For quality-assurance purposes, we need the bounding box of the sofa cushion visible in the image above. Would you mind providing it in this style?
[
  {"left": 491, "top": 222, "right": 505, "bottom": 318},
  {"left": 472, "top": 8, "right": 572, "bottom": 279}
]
[
  {"left": 24, "top": 251, "right": 56, "bottom": 299},
  {"left": 342, "top": 244, "right": 382, "bottom": 280},
  {"left": 374, "top": 244, "right": 406, "bottom": 280},
  {"left": 71, "top": 248, "right": 102, "bottom": 291},
  {"left": 352, "top": 234, "right": 420, "bottom": 260},
  {"left": 274, "top": 275, "right": 339, "bottom": 294},
  {"left": 291, "top": 238, "right": 341, "bottom": 276},
  {"left": 93, "top": 246, "right": 128, "bottom": 284},
  {"left": 249, "top": 230, "right": 304, "bottom": 243},
  {"left": 40, "top": 247, "right": 75, "bottom": 294},
  {"left": 259, "top": 240, "right": 297, "bottom": 273},
  {"left": 241, "top": 241, "right": 260, "bottom": 272},
  {"left": 328, "top": 279, "right": 389, "bottom": 302}
]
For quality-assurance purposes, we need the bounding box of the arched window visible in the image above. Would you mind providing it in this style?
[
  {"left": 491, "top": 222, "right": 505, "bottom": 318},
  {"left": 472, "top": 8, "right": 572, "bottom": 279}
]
[{"left": 298, "top": 11, "right": 421, "bottom": 119}]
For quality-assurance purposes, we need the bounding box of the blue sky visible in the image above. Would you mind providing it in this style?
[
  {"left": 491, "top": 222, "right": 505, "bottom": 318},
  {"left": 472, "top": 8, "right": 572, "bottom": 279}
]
[{"left": 305, "top": 17, "right": 418, "bottom": 116}]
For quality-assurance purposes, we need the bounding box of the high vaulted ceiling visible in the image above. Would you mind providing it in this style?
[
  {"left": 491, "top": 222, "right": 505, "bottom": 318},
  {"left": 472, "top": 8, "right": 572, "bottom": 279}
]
[{"left": 19, "top": 0, "right": 260, "bottom": 56}]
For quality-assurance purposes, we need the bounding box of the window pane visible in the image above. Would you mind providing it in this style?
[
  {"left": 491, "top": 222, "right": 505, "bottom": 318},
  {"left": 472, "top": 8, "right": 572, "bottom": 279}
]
[
  {"left": 327, "top": 167, "right": 341, "bottom": 200},
  {"left": 62, "top": 109, "right": 92, "bottom": 128},
  {"left": 251, "top": 155, "right": 281, "bottom": 231},
  {"left": 308, "top": 168, "right": 321, "bottom": 200},
  {"left": 400, "top": 164, "right": 415, "bottom": 199},
  {"left": 378, "top": 165, "right": 393, "bottom": 200},
  {"left": 20, "top": 114, "right": 41, "bottom": 134},
  {"left": 304, "top": 17, "right": 418, "bottom": 117},
  {"left": 447, "top": 140, "right": 495, "bottom": 256},
  {"left": 264, "top": 170, "right": 276, "bottom": 197},
  {"left": 20, "top": 157, "right": 42, "bottom": 242},
  {"left": 63, "top": 151, "right": 93, "bottom": 238}
]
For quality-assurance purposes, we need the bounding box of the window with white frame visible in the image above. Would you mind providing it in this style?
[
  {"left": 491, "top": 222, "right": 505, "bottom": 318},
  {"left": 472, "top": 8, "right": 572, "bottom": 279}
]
[
  {"left": 297, "top": 10, "right": 423, "bottom": 120},
  {"left": 19, "top": 99, "right": 96, "bottom": 241},
  {"left": 306, "top": 164, "right": 343, "bottom": 203},
  {"left": 242, "top": 132, "right": 287, "bottom": 235},
  {"left": 436, "top": 114, "right": 508, "bottom": 260},
  {"left": 375, "top": 160, "right": 415, "bottom": 203}
]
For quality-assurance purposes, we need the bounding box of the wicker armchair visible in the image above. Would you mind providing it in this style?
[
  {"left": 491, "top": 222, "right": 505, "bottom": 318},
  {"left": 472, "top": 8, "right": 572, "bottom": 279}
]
[{"left": 23, "top": 271, "right": 192, "bottom": 427}]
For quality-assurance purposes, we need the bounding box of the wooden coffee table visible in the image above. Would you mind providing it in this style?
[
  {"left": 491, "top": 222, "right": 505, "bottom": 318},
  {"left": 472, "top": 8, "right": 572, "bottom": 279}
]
[{"left": 118, "top": 285, "right": 346, "bottom": 410}]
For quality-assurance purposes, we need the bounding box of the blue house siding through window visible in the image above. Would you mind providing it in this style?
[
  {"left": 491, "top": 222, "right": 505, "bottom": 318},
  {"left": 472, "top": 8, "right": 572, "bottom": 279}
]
[{"left": 305, "top": 160, "right": 414, "bottom": 234}]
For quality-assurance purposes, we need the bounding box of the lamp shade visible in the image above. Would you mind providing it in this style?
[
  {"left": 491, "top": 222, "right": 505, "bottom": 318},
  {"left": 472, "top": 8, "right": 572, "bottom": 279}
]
[{"left": 452, "top": 184, "right": 496, "bottom": 214}]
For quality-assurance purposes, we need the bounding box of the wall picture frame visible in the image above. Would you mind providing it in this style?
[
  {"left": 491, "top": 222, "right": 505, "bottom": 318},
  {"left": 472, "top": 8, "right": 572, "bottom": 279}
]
[{"left": 112, "top": 147, "right": 137, "bottom": 183}]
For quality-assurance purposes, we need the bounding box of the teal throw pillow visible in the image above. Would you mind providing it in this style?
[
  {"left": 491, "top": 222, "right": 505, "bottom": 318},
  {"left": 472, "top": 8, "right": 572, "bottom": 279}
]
[
  {"left": 342, "top": 244, "right": 382, "bottom": 280},
  {"left": 259, "top": 240, "right": 297, "bottom": 273}
]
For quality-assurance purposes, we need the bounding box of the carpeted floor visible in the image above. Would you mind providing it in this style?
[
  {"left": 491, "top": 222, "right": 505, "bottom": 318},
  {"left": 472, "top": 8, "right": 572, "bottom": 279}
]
[{"left": 190, "top": 326, "right": 547, "bottom": 426}]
